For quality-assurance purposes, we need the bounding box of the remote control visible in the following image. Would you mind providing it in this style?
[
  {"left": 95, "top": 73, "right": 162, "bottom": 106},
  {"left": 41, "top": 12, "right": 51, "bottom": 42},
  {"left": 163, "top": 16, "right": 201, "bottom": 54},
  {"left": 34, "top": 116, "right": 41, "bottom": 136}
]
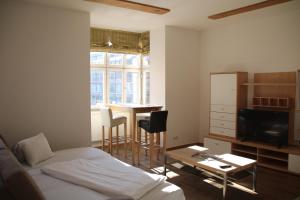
[{"left": 220, "top": 165, "right": 231, "bottom": 169}]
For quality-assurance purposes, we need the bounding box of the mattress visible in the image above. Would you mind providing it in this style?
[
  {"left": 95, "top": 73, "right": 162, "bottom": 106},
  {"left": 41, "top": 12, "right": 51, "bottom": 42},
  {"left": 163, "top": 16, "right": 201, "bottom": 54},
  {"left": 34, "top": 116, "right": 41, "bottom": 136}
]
[{"left": 25, "top": 147, "right": 185, "bottom": 200}]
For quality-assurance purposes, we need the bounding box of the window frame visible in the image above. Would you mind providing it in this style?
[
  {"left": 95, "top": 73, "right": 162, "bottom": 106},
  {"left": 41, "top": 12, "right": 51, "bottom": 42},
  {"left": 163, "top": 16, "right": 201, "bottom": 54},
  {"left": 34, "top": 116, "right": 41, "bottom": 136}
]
[
  {"left": 90, "top": 52, "right": 106, "bottom": 67},
  {"left": 124, "top": 69, "right": 141, "bottom": 104},
  {"left": 107, "top": 68, "right": 124, "bottom": 104},
  {"left": 107, "top": 53, "right": 124, "bottom": 68},
  {"left": 124, "top": 54, "right": 141, "bottom": 69},
  {"left": 90, "top": 51, "right": 149, "bottom": 108},
  {"left": 90, "top": 67, "right": 106, "bottom": 107},
  {"left": 142, "top": 70, "right": 150, "bottom": 105}
]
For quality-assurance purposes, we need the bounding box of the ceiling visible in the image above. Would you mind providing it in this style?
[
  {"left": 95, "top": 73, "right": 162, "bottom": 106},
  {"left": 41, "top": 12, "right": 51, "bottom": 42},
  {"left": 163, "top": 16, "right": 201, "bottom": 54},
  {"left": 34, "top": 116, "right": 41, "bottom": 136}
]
[{"left": 22, "top": 0, "right": 298, "bottom": 32}]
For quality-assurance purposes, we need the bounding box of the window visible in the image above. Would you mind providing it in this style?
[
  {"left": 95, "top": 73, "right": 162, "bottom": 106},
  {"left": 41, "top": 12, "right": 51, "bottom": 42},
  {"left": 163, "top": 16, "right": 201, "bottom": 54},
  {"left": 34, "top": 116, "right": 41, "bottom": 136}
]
[
  {"left": 90, "top": 52, "right": 150, "bottom": 107},
  {"left": 90, "top": 52, "right": 105, "bottom": 65},
  {"left": 143, "top": 71, "right": 150, "bottom": 104},
  {"left": 108, "top": 53, "right": 123, "bottom": 66},
  {"left": 142, "top": 55, "right": 150, "bottom": 67},
  {"left": 108, "top": 71, "right": 123, "bottom": 104},
  {"left": 90, "top": 68, "right": 104, "bottom": 106},
  {"left": 125, "top": 54, "right": 140, "bottom": 68},
  {"left": 125, "top": 71, "right": 140, "bottom": 104}
]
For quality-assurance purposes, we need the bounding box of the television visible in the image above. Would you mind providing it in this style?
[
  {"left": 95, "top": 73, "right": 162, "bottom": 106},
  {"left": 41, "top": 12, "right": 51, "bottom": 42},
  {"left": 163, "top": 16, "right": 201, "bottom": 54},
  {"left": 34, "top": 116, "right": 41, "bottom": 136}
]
[{"left": 237, "top": 108, "right": 289, "bottom": 148}]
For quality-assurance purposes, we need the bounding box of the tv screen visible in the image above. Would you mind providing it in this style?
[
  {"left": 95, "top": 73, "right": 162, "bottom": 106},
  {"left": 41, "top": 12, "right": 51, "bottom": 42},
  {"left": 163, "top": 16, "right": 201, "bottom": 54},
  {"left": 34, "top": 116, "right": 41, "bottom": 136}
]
[{"left": 237, "top": 108, "right": 289, "bottom": 147}]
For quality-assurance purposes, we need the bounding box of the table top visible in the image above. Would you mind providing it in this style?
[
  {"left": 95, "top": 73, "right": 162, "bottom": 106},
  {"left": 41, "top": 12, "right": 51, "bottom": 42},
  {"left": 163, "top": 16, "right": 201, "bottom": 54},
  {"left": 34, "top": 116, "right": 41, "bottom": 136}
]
[
  {"left": 166, "top": 145, "right": 256, "bottom": 175},
  {"left": 109, "top": 104, "right": 162, "bottom": 109},
  {"left": 109, "top": 104, "right": 163, "bottom": 113}
]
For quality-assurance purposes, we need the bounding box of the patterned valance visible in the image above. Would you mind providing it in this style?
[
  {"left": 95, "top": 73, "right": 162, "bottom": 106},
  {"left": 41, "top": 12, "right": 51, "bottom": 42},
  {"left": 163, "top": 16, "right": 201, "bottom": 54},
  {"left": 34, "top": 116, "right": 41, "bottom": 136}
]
[{"left": 90, "top": 28, "right": 150, "bottom": 55}]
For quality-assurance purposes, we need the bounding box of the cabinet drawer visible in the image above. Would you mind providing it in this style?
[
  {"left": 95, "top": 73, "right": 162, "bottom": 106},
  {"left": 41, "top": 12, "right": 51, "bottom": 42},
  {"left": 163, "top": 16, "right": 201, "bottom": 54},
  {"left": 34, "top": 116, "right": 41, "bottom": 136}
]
[
  {"left": 204, "top": 137, "right": 231, "bottom": 155},
  {"left": 210, "top": 126, "right": 236, "bottom": 138},
  {"left": 211, "top": 105, "right": 236, "bottom": 114},
  {"left": 210, "top": 119, "right": 236, "bottom": 130},
  {"left": 210, "top": 112, "right": 236, "bottom": 122},
  {"left": 288, "top": 154, "right": 300, "bottom": 174}
]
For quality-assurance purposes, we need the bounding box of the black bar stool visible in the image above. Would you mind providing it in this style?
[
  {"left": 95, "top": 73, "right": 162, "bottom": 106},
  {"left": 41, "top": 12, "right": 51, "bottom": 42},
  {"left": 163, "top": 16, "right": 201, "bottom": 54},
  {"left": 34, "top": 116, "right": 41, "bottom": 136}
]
[{"left": 137, "top": 110, "right": 168, "bottom": 168}]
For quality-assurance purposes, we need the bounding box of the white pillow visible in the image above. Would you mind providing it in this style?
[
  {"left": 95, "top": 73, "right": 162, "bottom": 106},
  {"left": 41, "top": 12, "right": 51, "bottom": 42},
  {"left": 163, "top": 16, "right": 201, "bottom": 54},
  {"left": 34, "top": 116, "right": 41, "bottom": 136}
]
[{"left": 18, "top": 133, "right": 54, "bottom": 166}]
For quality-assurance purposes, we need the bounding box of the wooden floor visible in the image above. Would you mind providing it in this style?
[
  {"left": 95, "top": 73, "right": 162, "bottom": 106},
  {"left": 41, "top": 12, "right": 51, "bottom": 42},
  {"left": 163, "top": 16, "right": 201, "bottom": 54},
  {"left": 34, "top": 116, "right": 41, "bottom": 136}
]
[{"left": 106, "top": 146, "right": 300, "bottom": 200}]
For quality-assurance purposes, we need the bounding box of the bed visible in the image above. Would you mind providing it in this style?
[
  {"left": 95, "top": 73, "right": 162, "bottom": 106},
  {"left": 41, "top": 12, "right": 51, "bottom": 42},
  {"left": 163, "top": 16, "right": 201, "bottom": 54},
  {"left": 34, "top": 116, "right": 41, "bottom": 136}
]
[{"left": 24, "top": 147, "right": 185, "bottom": 200}]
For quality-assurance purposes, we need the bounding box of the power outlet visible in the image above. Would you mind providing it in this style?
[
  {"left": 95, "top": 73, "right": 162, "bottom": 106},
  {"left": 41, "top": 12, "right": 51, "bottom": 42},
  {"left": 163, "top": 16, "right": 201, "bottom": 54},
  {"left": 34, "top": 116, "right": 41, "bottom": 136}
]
[{"left": 173, "top": 136, "right": 179, "bottom": 140}]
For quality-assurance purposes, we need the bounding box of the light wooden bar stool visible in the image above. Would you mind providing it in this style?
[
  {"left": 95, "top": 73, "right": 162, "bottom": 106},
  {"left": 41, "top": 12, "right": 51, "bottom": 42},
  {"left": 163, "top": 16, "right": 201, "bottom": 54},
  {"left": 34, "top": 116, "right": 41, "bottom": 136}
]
[
  {"left": 137, "top": 111, "right": 168, "bottom": 168},
  {"left": 100, "top": 107, "right": 127, "bottom": 157}
]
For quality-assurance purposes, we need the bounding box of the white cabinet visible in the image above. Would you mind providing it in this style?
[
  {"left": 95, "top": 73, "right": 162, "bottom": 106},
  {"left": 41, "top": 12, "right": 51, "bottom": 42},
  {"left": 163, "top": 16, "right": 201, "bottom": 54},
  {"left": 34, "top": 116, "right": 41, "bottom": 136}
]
[
  {"left": 211, "top": 74, "right": 237, "bottom": 106},
  {"left": 204, "top": 137, "right": 231, "bottom": 155},
  {"left": 209, "top": 73, "right": 247, "bottom": 138},
  {"left": 288, "top": 154, "right": 300, "bottom": 174}
]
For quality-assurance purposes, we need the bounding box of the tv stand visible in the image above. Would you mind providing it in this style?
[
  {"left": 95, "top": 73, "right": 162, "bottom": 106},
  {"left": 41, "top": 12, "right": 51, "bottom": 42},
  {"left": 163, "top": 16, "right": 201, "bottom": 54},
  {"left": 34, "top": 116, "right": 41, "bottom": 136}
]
[
  {"left": 206, "top": 135, "right": 300, "bottom": 175},
  {"left": 207, "top": 71, "right": 300, "bottom": 175}
]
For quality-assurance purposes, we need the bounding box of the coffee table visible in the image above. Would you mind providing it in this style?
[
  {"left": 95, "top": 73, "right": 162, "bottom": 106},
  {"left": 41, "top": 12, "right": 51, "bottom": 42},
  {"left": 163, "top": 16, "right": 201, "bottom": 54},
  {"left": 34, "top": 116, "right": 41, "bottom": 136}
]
[{"left": 164, "top": 145, "right": 257, "bottom": 199}]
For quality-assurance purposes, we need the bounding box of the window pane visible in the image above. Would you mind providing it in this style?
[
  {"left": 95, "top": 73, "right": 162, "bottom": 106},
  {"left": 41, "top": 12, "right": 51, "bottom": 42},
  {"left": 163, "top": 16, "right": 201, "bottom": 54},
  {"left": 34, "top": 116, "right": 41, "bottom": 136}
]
[
  {"left": 90, "top": 52, "right": 105, "bottom": 65},
  {"left": 126, "top": 72, "right": 140, "bottom": 104},
  {"left": 90, "top": 68, "right": 104, "bottom": 106},
  {"left": 142, "top": 55, "right": 150, "bottom": 67},
  {"left": 126, "top": 54, "right": 140, "bottom": 67},
  {"left": 108, "top": 53, "right": 123, "bottom": 65},
  {"left": 143, "top": 72, "right": 150, "bottom": 104},
  {"left": 109, "top": 71, "right": 122, "bottom": 104}
]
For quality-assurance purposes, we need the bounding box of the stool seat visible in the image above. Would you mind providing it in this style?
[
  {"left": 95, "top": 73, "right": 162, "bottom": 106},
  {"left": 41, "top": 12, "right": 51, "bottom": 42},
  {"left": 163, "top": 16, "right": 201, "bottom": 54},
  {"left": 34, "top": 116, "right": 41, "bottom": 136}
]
[
  {"left": 112, "top": 116, "right": 127, "bottom": 127},
  {"left": 100, "top": 107, "right": 128, "bottom": 157},
  {"left": 138, "top": 120, "right": 150, "bottom": 132}
]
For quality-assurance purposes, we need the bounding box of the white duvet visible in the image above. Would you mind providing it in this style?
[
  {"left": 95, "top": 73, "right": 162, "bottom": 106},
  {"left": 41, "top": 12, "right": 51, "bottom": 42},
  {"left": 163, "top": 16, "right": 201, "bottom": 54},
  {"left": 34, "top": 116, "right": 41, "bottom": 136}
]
[{"left": 41, "top": 157, "right": 166, "bottom": 200}]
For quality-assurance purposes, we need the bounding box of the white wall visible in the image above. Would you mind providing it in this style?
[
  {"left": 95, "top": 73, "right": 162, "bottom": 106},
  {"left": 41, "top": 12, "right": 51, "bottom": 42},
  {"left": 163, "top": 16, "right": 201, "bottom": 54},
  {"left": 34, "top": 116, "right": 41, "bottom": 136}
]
[
  {"left": 150, "top": 27, "right": 166, "bottom": 107},
  {"left": 165, "top": 26, "right": 201, "bottom": 147},
  {"left": 150, "top": 26, "right": 201, "bottom": 148},
  {"left": 0, "top": 0, "right": 91, "bottom": 150},
  {"left": 198, "top": 2, "right": 300, "bottom": 142}
]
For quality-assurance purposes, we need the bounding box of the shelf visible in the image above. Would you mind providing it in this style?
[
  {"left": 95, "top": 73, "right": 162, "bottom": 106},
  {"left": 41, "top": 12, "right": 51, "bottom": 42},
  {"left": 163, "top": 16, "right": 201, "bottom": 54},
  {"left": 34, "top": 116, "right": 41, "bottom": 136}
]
[
  {"left": 232, "top": 143, "right": 257, "bottom": 154},
  {"left": 232, "top": 150, "right": 257, "bottom": 160},
  {"left": 258, "top": 162, "right": 288, "bottom": 172},
  {"left": 258, "top": 157, "right": 288, "bottom": 172},
  {"left": 258, "top": 153, "right": 288, "bottom": 162},
  {"left": 232, "top": 148, "right": 257, "bottom": 156},
  {"left": 241, "top": 83, "right": 296, "bottom": 86},
  {"left": 208, "top": 135, "right": 300, "bottom": 155},
  {"left": 249, "top": 105, "right": 290, "bottom": 109}
]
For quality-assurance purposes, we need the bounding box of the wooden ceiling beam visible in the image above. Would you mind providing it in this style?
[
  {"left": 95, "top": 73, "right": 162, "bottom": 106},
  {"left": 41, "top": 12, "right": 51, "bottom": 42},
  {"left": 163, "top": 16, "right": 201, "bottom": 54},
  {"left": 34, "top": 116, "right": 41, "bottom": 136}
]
[
  {"left": 85, "top": 0, "right": 170, "bottom": 15},
  {"left": 208, "top": 0, "right": 293, "bottom": 20}
]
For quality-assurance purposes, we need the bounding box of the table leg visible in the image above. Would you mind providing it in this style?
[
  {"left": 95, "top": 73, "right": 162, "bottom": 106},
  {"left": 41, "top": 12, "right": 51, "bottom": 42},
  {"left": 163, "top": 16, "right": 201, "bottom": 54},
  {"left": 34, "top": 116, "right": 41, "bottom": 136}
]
[
  {"left": 253, "top": 164, "right": 257, "bottom": 192},
  {"left": 223, "top": 174, "right": 227, "bottom": 200},
  {"left": 164, "top": 155, "right": 167, "bottom": 176},
  {"left": 131, "top": 111, "right": 136, "bottom": 165}
]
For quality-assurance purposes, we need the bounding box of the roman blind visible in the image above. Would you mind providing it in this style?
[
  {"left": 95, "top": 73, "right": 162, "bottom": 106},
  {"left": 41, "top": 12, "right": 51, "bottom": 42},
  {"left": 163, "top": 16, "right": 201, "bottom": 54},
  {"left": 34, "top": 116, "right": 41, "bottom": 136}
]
[{"left": 90, "top": 28, "right": 150, "bottom": 54}]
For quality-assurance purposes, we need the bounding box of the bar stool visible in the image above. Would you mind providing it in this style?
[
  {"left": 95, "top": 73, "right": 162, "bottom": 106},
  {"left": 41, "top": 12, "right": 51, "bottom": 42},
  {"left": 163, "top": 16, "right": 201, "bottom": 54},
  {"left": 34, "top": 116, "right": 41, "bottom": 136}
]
[
  {"left": 100, "top": 107, "right": 127, "bottom": 157},
  {"left": 137, "top": 111, "right": 168, "bottom": 168}
]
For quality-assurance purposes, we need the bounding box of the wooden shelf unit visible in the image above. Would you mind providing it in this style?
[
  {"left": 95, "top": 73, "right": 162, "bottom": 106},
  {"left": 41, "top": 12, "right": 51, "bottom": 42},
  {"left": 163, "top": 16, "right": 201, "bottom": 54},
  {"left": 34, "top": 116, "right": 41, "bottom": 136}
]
[
  {"left": 248, "top": 72, "right": 296, "bottom": 145},
  {"left": 208, "top": 71, "right": 299, "bottom": 174},
  {"left": 231, "top": 143, "right": 289, "bottom": 171},
  {"left": 208, "top": 135, "right": 300, "bottom": 174},
  {"left": 252, "top": 96, "right": 290, "bottom": 109}
]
